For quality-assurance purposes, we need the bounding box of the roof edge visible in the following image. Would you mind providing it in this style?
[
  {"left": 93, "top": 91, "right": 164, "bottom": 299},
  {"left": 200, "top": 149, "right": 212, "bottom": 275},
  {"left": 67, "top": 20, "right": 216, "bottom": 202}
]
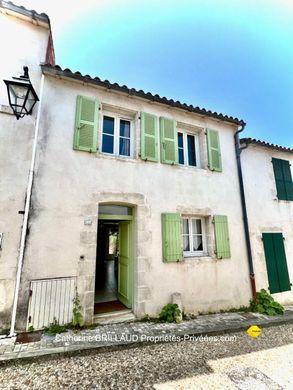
[
  {"left": 0, "top": 1, "right": 49, "bottom": 26},
  {"left": 41, "top": 64, "right": 245, "bottom": 126},
  {"left": 240, "top": 138, "right": 293, "bottom": 154}
]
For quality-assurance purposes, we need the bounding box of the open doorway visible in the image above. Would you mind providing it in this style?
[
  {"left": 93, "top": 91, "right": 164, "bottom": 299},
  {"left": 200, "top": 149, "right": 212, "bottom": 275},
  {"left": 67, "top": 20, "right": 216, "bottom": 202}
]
[{"left": 95, "top": 205, "right": 133, "bottom": 315}]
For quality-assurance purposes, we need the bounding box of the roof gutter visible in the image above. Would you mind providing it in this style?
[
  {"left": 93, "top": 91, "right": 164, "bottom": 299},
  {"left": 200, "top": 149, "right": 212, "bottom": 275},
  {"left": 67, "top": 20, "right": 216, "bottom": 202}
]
[{"left": 234, "top": 124, "right": 256, "bottom": 299}]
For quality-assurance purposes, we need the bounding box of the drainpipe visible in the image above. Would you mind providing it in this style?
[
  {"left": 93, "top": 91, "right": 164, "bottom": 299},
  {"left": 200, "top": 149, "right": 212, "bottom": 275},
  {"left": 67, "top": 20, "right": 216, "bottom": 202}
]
[
  {"left": 8, "top": 74, "right": 45, "bottom": 337},
  {"left": 234, "top": 123, "right": 256, "bottom": 299}
]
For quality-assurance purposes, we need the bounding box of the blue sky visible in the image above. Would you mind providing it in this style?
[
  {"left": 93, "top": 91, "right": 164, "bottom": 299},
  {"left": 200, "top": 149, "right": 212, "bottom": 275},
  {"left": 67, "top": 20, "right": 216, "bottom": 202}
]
[{"left": 23, "top": 0, "right": 293, "bottom": 146}]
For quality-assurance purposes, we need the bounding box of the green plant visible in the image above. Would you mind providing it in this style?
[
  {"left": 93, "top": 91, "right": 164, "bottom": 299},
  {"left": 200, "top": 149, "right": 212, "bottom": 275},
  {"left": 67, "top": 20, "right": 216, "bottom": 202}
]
[
  {"left": 141, "top": 314, "right": 151, "bottom": 322},
  {"left": 46, "top": 318, "right": 68, "bottom": 335},
  {"left": 72, "top": 288, "right": 84, "bottom": 327},
  {"left": 159, "top": 303, "right": 181, "bottom": 323},
  {"left": 250, "top": 289, "right": 284, "bottom": 316},
  {"left": 220, "top": 306, "right": 250, "bottom": 313},
  {"left": 27, "top": 325, "right": 35, "bottom": 332}
]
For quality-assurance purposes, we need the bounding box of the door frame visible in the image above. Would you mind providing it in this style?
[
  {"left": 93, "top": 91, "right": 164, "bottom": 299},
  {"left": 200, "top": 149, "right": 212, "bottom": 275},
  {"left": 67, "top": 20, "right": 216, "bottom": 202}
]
[{"left": 97, "top": 213, "right": 134, "bottom": 309}]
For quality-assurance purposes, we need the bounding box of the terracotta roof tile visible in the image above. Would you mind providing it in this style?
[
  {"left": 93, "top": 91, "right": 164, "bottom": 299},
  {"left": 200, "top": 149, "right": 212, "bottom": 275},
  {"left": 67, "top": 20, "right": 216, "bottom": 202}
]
[
  {"left": 240, "top": 138, "right": 293, "bottom": 153},
  {"left": 41, "top": 64, "right": 245, "bottom": 126}
]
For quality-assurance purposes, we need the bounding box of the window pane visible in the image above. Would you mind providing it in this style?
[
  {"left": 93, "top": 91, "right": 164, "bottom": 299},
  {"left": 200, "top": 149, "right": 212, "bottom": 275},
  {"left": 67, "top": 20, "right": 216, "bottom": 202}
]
[
  {"left": 182, "top": 219, "right": 189, "bottom": 234},
  {"left": 187, "top": 134, "right": 196, "bottom": 166},
  {"left": 192, "top": 219, "right": 202, "bottom": 234},
  {"left": 178, "top": 133, "right": 184, "bottom": 165},
  {"left": 102, "top": 134, "right": 114, "bottom": 154},
  {"left": 179, "top": 149, "right": 184, "bottom": 165},
  {"left": 119, "top": 138, "right": 130, "bottom": 156},
  {"left": 178, "top": 132, "right": 183, "bottom": 147},
  {"left": 193, "top": 235, "right": 203, "bottom": 251},
  {"left": 99, "top": 205, "right": 132, "bottom": 215},
  {"left": 183, "top": 235, "right": 190, "bottom": 251},
  {"left": 103, "top": 116, "right": 115, "bottom": 135},
  {"left": 120, "top": 120, "right": 130, "bottom": 138}
]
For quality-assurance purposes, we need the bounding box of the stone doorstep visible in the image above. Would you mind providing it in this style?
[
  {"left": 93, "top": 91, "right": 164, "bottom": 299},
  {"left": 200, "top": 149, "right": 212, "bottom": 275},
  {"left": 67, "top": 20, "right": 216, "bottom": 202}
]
[{"left": 0, "top": 310, "right": 293, "bottom": 362}]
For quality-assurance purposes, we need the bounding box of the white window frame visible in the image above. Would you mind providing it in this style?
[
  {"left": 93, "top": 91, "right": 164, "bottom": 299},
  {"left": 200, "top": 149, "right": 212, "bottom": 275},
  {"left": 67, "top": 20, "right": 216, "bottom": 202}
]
[
  {"left": 101, "top": 112, "right": 134, "bottom": 158},
  {"left": 177, "top": 130, "right": 200, "bottom": 168},
  {"left": 182, "top": 216, "right": 207, "bottom": 257}
]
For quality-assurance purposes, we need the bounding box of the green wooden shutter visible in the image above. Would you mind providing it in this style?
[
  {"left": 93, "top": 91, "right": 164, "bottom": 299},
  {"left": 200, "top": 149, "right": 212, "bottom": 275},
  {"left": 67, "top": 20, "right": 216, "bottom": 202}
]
[
  {"left": 272, "top": 158, "right": 287, "bottom": 200},
  {"left": 207, "top": 129, "right": 222, "bottom": 172},
  {"left": 272, "top": 158, "right": 293, "bottom": 201},
  {"left": 213, "top": 215, "right": 231, "bottom": 259},
  {"left": 140, "top": 112, "right": 159, "bottom": 161},
  {"left": 283, "top": 160, "right": 293, "bottom": 201},
  {"left": 161, "top": 213, "right": 183, "bottom": 262},
  {"left": 262, "top": 233, "right": 291, "bottom": 293},
  {"left": 160, "top": 117, "right": 178, "bottom": 164},
  {"left": 273, "top": 234, "right": 291, "bottom": 292},
  {"left": 73, "top": 95, "right": 99, "bottom": 152},
  {"left": 262, "top": 233, "right": 280, "bottom": 293}
]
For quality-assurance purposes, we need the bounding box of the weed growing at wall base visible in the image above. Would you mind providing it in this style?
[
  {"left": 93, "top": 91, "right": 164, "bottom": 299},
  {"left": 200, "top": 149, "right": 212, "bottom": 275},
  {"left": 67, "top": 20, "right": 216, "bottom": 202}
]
[{"left": 250, "top": 289, "right": 284, "bottom": 316}]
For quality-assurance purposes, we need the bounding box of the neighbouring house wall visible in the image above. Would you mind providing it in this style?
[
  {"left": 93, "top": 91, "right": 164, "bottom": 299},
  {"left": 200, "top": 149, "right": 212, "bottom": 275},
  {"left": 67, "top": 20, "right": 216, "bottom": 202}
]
[
  {"left": 15, "top": 74, "right": 251, "bottom": 329},
  {"left": 0, "top": 12, "right": 49, "bottom": 330},
  {"left": 241, "top": 145, "right": 293, "bottom": 304}
]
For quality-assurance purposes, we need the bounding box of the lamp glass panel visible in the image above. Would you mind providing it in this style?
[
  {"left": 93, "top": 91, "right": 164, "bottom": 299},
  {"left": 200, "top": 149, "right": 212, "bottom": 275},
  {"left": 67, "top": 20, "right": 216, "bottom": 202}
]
[
  {"left": 8, "top": 83, "right": 29, "bottom": 114},
  {"left": 26, "top": 89, "right": 36, "bottom": 113}
]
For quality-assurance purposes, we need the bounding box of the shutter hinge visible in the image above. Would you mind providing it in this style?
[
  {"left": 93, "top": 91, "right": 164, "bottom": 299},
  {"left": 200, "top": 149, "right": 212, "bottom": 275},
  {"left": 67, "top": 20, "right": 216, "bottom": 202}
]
[
  {"left": 29, "top": 289, "right": 33, "bottom": 296},
  {"left": 18, "top": 210, "right": 25, "bottom": 214},
  {"left": 28, "top": 315, "right": 32, "bottom": 323}
]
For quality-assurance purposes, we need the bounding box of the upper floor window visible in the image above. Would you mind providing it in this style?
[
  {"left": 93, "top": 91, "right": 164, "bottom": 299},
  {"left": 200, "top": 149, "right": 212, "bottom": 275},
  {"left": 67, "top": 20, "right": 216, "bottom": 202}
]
[
  {"left": 182, "top": 217, "right": 207, "bottom": 256},
  {"left": 101, "top": 114, "right": 133, "bottom": 158},
  {"left": 177, "top": 131, "right": 200, "bottom": 167}
]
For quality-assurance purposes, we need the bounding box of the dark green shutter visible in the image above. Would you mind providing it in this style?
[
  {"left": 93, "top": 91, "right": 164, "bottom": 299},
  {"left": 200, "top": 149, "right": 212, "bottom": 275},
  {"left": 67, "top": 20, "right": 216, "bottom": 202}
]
[
  {"left": 213, "top": 215, "right": 231, "bottom": 259},
  {"left": 283, "top": 161, "right": 293, "bottom": 200},
  {"left": 272, "top": 158, "right": 293, "bottom": 201},
  {"left": 160, "top": 117, "right": 178, "bottom": 164},
  {"left": 161, "top": 213, "right": 183, "bottom": 262},
  {"left": 140, "top": 112, "right": 159, "bottom": 161},
  {"left": 73, "top": 95, "right": 99, "bottom": 152},
  {"left": 207, "top": 129, "right": 222, "bottom": 172},
  {"left": 262, "top": 233, "right": 291, "bottom": 293}
]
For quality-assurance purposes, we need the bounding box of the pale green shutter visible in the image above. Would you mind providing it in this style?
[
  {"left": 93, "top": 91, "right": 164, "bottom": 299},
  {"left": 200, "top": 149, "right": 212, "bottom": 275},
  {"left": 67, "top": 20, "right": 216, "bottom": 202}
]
[
  {"left": 140, "top": 112, "right": 159, "bottom": 161},
  {"left": 207, "top": 129, "right": 222, "bottom": 172},
  {"left": 73, "top": 95, "right": 99, "bottom": 152},
  {"left": 160, "top": 117, "right": 178, "bottom": 164},
  {"left": 161, "top": 213, "right": 183, "bottom": 262},
  {"left": 213, "top": 215, "right": 231, "bottom": 259}
]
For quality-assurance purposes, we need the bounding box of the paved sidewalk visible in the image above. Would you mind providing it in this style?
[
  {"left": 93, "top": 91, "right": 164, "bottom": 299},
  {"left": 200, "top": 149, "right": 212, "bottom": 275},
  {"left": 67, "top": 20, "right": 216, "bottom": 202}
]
[{"left": 1, "top": 306, "right": 293, "bottom": 361}]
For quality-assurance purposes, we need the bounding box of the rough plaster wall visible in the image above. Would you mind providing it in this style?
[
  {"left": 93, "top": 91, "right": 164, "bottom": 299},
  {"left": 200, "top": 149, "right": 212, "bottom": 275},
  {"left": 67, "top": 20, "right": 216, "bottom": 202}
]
[
  {"left": 0, "top": 13, "right": 49, "bottom": 330},
  {"left": 13, "top": 75, "right": 252, "bottom": 330},
  {"left": 241, "top": 146, "right": 293, "bottom": 304}
]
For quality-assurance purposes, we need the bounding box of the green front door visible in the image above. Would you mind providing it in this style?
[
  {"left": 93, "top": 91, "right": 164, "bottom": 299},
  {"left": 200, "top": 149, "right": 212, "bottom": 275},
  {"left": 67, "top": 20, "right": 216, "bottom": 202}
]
[
  {"left": 118, "top": 221, "right": 132, "bottom": 308},
  {"left": 262, "top": 233, "right": 291, "bottom": 294}
]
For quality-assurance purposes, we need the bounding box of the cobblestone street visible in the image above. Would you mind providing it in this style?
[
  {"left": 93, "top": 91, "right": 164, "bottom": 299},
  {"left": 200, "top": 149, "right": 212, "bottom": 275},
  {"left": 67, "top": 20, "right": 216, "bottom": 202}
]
[{"left": 0, "top": 323, "right": 292, "bottom": 389}]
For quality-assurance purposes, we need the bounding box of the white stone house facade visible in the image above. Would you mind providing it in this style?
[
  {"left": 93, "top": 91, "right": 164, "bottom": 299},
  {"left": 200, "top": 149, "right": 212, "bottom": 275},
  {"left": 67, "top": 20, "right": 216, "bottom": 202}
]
[
  {"left": 241, "top": 139, "right": 293, "bottom": 305},
  {"left": 0, "top": 1, "right": 54, "bottom": 331},
  {"left": 0, "top": 2, "right": 292, "bottom": 333}
]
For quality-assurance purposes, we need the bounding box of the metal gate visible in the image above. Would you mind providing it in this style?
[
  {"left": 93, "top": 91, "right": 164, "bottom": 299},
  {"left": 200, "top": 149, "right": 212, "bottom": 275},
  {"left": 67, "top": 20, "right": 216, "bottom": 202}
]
[{"left": 27, "top": 277, "right": 76, "bottom": 330}]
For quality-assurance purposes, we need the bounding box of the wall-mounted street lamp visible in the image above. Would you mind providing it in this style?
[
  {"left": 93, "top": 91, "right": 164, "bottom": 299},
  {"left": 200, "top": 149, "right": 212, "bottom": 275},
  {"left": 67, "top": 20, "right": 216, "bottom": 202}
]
[{"left": 3, "top": 66, "right": 39, "bottom": 120}]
